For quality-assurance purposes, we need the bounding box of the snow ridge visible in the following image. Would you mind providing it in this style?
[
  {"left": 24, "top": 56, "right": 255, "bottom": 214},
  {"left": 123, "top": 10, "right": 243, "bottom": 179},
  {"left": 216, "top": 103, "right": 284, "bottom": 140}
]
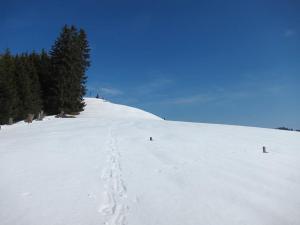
[{"left": 99, "top": 126, "right": 129, "bottom": 225}]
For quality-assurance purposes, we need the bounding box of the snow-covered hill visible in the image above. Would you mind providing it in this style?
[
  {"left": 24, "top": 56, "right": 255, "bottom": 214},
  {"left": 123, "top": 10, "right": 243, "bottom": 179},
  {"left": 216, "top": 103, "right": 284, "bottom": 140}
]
[{"left": 1, "top": 98, "right": 300, "bottom": 225}]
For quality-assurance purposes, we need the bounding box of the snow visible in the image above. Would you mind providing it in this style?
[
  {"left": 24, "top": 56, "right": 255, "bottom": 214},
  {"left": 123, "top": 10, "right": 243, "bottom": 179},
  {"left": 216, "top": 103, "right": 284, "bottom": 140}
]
[{"left": 1, "top": 97, "right": 300, "bottom": 225}]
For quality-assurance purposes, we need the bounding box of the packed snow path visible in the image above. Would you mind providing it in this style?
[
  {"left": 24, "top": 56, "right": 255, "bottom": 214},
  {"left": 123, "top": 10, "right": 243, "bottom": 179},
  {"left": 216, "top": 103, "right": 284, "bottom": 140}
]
[
  {"left": 1, "top": 98, "right": 300, "bottom": 225},
  {"left": 99, "top": 126, "right": 128, "bottom": 225}
]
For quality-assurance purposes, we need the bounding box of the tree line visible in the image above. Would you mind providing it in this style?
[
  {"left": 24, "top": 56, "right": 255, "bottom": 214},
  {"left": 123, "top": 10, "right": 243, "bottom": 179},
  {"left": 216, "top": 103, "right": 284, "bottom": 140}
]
[
  {"left": 0, "top": 25, "right": 90, "bottom": 125},
  {"left": 276, "top": 127, "right": 300, "bottom": 132}
]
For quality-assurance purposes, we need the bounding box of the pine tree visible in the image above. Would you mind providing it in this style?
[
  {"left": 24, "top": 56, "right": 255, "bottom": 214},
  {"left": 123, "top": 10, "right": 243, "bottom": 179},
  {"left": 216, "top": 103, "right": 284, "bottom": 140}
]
[
  {"left": 15, "top": 53, "right": 42, "bottom": 119},
  {"left": 15, "top": 54, "right": 33, "bottom": 119},
  {"left": 0, "top": 25, "right": 90, "bottom": 122},
  {"left": 0, "top": 50, "right": 19, "bottom": 124},
  {"left": 50, "top": 25, "right": 90, "bottom": 114},
  {"left": 38, "top": 49, "right": 52, "bottom": 113},
  {"left": 49, "top": 25, "right": 71, "bottom": 114},
  {"left": 27, "top": 53, "right": 42, "bottom": 115},
  {"left": 77, "top": 28, "right": 90, "bottom": 110}
]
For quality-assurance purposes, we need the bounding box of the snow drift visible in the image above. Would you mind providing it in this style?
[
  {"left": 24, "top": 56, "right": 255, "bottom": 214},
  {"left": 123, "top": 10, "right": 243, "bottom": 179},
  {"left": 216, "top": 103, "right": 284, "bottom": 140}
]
[{"left": 0, "top": 98, "right": 300, "bottom": 225}]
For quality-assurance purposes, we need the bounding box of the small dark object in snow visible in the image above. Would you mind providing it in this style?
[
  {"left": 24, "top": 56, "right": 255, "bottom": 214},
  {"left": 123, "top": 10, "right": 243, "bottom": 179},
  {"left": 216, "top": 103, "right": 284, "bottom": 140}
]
[
  {"left": 55, "top": 111, "right": 65, "bottom": 118},
  {"left": 25, "top": 114, "right": 34, "bottom": 123},
  {"left": 262, "top": 146, "right": 268, "bottom": 153},
  {"left": 150, "top": 137, "right": 153, "bottom": 141},
  {"left": 55, "top": 111, "right": 75, "bottom": 118}
]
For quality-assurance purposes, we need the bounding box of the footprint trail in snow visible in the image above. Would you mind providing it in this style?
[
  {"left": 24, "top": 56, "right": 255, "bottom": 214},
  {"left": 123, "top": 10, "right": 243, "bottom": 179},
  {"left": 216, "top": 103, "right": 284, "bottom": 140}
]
[{"left": 99, "top": 127, "right": 129, "bottom": 225}]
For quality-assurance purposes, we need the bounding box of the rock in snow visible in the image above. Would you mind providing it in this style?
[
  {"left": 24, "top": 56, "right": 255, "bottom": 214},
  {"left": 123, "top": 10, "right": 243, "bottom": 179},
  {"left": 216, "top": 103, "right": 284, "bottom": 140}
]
[{"left": 0, "top": 98, "right": 300, "bottom": 225}]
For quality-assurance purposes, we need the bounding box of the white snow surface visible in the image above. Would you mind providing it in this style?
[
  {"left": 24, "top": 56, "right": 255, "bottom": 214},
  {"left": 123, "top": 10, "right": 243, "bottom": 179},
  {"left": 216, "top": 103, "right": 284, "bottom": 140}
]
[{"left": 1, "top": 98, "right": 300, "bottom": 225}]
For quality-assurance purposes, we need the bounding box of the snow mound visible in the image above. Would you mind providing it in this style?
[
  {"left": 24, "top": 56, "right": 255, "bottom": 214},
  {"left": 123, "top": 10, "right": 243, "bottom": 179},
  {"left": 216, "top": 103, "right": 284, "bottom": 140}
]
[
  {"left": 80, "top": 98, "right": 162, "bottom": 120},
  {"left": 0, "top": 98, "right": 300, "bottom": 225}
]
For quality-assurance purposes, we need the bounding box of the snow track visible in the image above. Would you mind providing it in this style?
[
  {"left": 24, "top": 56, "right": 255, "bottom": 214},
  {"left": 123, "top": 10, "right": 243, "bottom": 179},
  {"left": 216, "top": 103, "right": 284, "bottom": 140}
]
[{"left": 99, "top": 126, "right": 129, "bottom": 225}]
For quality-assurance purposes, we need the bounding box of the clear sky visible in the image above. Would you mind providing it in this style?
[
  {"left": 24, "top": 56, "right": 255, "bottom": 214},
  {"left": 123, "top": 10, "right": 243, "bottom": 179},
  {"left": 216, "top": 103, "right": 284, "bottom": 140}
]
[{"left": 1, "top": 0, "right": 300, "bottom": 128}]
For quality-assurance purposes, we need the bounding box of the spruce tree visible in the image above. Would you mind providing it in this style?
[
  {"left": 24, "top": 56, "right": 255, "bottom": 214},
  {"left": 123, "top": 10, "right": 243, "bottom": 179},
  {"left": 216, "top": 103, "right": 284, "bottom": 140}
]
[
  {"left": 37, "top": 49, "right": 52, "bottom": 113},
  {"left": 0, "top": 25, "right": 90, "bottom": 122},
  {"left": 77, "top": 28, "right": 90, "bottom": 110},
  {"left": 27, "top": 53, "right": 42, "bottom": 115},
  {"left": 15, "top": 53, "right": 42, "bottom": 119},
  {"left": 0, "top": 50, "right": 19, "bottom": 124},
  {"left": 50, "top": 25, "right": 90, "bottom": 114},
  {"left": 15, "top": 54, "right": 33, "bottom": 119}
]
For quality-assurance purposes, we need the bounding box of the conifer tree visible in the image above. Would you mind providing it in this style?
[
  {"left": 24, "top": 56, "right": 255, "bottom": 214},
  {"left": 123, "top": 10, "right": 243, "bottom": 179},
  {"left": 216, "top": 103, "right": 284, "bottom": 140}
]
[
  {"left": 0, "top": 25, "right": 90, "bottom": 123},
  {"left": 27, "top": 53, "right": 42, "bottom": 115},
  {"left": 15, "top": 54, "right": 33, "bottom": 118},
  {"left": 77, "top": 28, "right": 90, "bottom": 110},
  {"left": 0, "top": 50, "right": 19, "bottom": 124},
  {"left": 50, "top": 25, "right": 90, "bottom": 114},
  {"left": 29, "top": 51, "right": 50, "bottom": 112},
  {"left": 15, "top": 53, "right": 42, "bottom": 119}
]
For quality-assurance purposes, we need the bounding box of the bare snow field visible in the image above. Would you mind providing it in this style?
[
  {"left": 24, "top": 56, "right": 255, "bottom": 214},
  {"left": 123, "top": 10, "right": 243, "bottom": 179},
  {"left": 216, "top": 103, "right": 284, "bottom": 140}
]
[{"left": 1, "top": 98, "right": 300, "bottom": 225}]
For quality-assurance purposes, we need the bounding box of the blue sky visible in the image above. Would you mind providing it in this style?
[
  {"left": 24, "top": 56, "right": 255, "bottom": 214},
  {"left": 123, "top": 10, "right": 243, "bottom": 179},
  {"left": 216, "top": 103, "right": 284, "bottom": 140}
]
[{"left": 1, "top": 0, "right": 300, "bottom": 128}]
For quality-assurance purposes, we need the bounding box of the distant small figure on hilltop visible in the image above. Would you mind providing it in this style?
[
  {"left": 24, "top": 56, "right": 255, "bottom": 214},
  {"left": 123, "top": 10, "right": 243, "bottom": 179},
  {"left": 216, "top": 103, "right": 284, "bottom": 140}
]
[
  {"left": 150, "top": 137, "right": 153, "bottom": 141},
  {"left": 262, "top": 146, "right": 268, "bottom": 153}
]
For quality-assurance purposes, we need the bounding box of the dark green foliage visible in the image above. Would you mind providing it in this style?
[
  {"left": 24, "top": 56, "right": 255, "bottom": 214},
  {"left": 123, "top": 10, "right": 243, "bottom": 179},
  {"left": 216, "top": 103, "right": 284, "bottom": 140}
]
[
  {"left": 0, "top": 50, "right": 19, "bottom": 124},
  {"left": 50, "top": 25, "right": 90, "bottom": 114},
  {"left": 15, "top": 53, "right": 42, "bottom": 119},
  {"left": 0, "top": 25, "right": 90, "bottom": 125},
  {"left": 276, "top": 127, "right": 300, "bottom": 132},
  {"left": 276, "top": 127, "right": 294, "bottom": 131},
  {"left": 30, "top": 50, "right": 53, "bottom": 113},
  {"left": 78, "top": 29, "right": 90, "bottom": 97}
]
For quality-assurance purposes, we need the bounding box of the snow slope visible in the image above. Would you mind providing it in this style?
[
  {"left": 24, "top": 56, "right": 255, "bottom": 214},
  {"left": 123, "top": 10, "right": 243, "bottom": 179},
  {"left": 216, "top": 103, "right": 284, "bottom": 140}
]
[{"left": 1, "top": 98, "right": 300, "bottom": 225}]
